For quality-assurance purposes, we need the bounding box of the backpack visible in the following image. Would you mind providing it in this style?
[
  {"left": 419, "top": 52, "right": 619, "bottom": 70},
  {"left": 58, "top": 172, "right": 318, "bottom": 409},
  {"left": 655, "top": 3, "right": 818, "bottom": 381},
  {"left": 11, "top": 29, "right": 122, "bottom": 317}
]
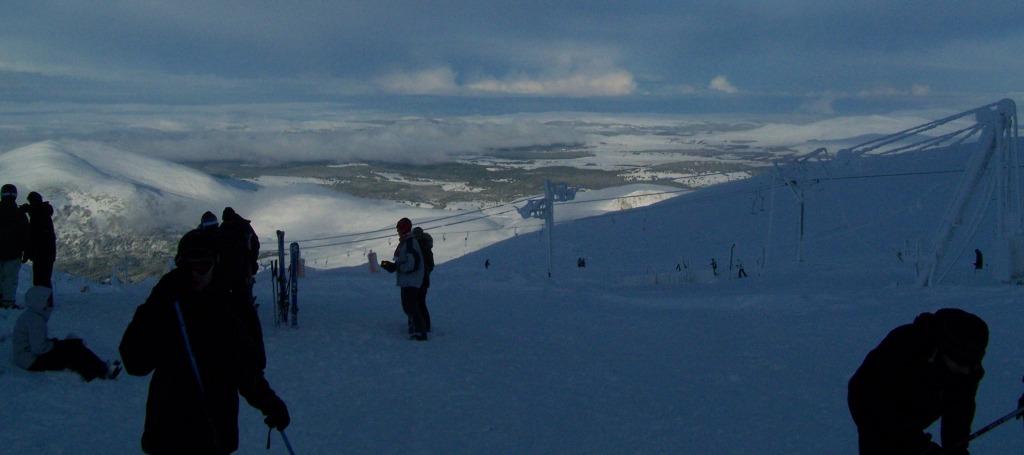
[{"left": 417, "top": 231, "right": 435, "bottom": 274}]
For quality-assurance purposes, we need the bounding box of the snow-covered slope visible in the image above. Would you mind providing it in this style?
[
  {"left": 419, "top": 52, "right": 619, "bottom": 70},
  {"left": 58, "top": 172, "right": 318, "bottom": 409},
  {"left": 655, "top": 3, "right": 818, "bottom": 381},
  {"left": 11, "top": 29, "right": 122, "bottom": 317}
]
[
  {"left": 0, "top": 141, "right": 256, "bottom": 280},
  {"left": 2, "top": 135, "right": 1023, "bottom": 454},
  {"left": 0, "top": 141, "right": 683, "bottom": 280}
]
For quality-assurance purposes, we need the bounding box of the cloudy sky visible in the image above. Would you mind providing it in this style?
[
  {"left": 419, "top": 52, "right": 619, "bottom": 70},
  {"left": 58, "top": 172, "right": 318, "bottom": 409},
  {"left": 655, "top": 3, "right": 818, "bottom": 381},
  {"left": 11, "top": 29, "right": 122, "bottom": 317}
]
[{"left": 2, "top": 0, "right": 1021, "bottom": 114}]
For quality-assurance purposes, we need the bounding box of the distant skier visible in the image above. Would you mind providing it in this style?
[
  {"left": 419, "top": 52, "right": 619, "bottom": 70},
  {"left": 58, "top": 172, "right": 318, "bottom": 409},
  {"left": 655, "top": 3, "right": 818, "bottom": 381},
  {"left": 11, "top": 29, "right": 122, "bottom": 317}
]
[
  {"left": 120, "top": 229, "right": 288, "bottom": 454},
  {"left": 710, "top": 258, "right": 718, "bottom": 277},
  {"left": 12, "top": 286, "right": 121, "bottom": 381},
  {"left": 737, "top": 261, "right": 747, "bottom": 278},
  {"left": 848, "top": 308, "right": 988, "bottom": 455},
  {"left": 0, "top": 184, "right": 29, "bottom": 309},
  {"left": 380, "top": 218, "right": 427, "bottom": 341},
  {"left": 974, "top": 249, "right": 983, "bottom": 270},
  {"left": 577, "top": 257, "right": 586, "bottom": 268},
  {"left": 21, "top": 191, "right": 57, "bottom": 288},
  {"left": 218, "top": 207, "right": 260, "bottom": 303},
  {"left": 485, "top": 259, "right": 490, "bottom": 269}
]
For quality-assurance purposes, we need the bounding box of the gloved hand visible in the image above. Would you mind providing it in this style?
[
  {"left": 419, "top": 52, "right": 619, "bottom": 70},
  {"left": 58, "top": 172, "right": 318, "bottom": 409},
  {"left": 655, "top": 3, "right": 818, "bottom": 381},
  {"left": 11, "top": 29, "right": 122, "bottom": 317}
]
[
  {"left": 380, "top": 260, "right": 396, "bottom": 273},
  {"left": 263, "top": 396, "right": 290, "bottom": 431}
]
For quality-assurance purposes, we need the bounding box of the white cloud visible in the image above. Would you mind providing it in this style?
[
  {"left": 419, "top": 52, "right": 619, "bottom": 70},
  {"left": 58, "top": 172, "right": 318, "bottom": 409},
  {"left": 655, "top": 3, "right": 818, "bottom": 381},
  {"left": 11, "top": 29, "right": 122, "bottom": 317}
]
[
  {"left": 858, "top": 84, "right": 932, "bottom": 98},
  {"left": 466, "top": 71, "right": 636, "bottom": 97},
  {"left": 798, "top": 94, "right": 837, "bottom": 115},
  {"left": 708, "top": 75, "right": 738, "bottom": 94},
  {"left": 375, "top": 67, "right": 459, "bottom": 95}
]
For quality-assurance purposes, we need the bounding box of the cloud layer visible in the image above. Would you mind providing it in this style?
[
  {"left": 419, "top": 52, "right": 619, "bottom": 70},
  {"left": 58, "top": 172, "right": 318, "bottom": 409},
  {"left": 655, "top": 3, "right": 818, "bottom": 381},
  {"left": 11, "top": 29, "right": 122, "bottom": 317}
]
[{"left": 0, "top": 1, "right": 1020, "bottom": 108}]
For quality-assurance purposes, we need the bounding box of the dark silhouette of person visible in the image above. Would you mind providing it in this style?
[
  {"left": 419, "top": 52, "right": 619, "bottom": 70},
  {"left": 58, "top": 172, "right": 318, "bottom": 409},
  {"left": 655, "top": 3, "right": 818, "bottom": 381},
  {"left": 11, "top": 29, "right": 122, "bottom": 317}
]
[
  {"left": 710, "top": 258, "right": 718, "bottom": 276},
  {"left": 120, "top": 229, "right": 288, "bottom": 454},
  {"left": 412, "top": 227, "right": 434, "bottom": 333},
  {"left": 484, "top": 259, "right": 490, "bottom": 269},
  {"left": 848, "top": 308, "right": 987, "bottom": 455},
  {"left": 22, "top": 191, "right": 56, "bottom": 288},
  {"left": 0, "top": 183, "right": 29, "bottom": 308},
  {"left": 218, "top": 207, "right": 260, "bottom": 304},
  {"left": 973, "top": 249, "right": 983, "bottom": 270}
]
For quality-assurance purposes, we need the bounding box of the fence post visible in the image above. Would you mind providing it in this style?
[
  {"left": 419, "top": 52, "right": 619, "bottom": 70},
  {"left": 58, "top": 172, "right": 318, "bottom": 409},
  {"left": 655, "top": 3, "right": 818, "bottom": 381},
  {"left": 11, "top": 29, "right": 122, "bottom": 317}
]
[
  {"left": 288, "top": 242, "right": 300, "bottom": 327},
  {"left": 276, "top": 230, "right": 289, "bottom": 326}
]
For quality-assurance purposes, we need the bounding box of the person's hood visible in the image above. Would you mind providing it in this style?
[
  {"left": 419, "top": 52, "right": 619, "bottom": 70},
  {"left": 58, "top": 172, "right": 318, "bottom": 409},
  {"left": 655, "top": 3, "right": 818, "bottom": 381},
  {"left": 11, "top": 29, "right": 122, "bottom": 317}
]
[{"left": 24, "top": 286, "right": 53, "bottom": 320}]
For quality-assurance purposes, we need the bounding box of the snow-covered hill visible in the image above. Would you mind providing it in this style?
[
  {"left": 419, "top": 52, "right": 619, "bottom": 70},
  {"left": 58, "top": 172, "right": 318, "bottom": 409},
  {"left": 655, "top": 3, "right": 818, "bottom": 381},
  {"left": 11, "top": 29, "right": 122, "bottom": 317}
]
[
  {"left": 0, "top": 141, "right": 683, "bottom": 280},
  {"left": 2, "top": 131, "right": 1023, "bottom": 453}
]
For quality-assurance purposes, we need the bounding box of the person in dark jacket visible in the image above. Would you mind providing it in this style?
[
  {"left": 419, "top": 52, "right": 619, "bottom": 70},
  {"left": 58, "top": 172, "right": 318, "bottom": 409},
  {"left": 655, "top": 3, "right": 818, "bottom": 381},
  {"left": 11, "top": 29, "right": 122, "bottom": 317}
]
[
  {"left": 119, "top": 229, "right": 288, "bottom": 454},
  {"left": 0, "top": 183, "right": 29, "bottom": 309},
  {"left": 21, "top": 191, "right": 57, "bottom": 288},
  {"left": 412, "top": 226, "right": 433, "bottom": 333},
  {"left": 848, "top": 308, "right": 988, "bottom": 455},
  {"left": 218, "top": 207, "right": 260, "bottom": 302}
]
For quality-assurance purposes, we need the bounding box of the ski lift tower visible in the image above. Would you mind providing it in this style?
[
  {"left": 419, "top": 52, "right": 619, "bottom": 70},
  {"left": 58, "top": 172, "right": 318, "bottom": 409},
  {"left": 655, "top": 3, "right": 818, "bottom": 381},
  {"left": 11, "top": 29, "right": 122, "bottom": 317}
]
[
  {"left": 518, "top": 180, "right": 578, "bottom": 277},
  {"left": 837, "top": 99, "right": 1020, "bottom": 285}
]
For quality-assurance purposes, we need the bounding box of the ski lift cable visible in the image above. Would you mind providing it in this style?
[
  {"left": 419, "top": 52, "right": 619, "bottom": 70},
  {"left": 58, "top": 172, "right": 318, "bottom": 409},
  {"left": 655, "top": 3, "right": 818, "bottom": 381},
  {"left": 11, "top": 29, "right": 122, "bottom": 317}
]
[
  {"left": 877, "top": 125, "right": 983, "bottom": 156},
  {"left": 289, "top": 194, "right": 541, "bottom": 244},
  {"left": 844, "top": 103, "right": 997, "bottom": 156},
  {"left": 301, "top": 221, "right": 546, "bottom": 263}
]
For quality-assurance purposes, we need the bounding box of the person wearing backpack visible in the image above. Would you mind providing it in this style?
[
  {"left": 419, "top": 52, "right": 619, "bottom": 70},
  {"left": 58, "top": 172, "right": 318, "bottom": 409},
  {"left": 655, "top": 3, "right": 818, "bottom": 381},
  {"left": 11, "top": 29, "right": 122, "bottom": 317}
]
[
  {"left": 380, "top": 218, "right": 427, "bottom": 341},
  {"left": 0, "top": 183, "right": 29, "bottom": 309},
  {"left": 412, "top": 227, "right": 434, "bottom": 333},
  {"left": 218, "top": 207, "right": 260, "bottom": 303}
]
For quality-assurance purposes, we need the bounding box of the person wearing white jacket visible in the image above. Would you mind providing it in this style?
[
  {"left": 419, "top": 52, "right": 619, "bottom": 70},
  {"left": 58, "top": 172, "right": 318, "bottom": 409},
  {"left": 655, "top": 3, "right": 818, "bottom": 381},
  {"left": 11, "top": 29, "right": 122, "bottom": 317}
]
[
  {"left": 11, "top": 286, "right": 119, "bottom": 381},
  {"left": 380, "top": 218, "right": 427, "bottom": 341}
]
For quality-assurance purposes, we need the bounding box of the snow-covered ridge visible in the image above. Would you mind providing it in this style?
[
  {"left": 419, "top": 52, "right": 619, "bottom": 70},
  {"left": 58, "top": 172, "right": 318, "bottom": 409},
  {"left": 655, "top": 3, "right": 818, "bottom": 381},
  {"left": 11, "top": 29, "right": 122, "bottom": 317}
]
[{"left": 0, "top": 141, "right": 686, "bottom": 279}]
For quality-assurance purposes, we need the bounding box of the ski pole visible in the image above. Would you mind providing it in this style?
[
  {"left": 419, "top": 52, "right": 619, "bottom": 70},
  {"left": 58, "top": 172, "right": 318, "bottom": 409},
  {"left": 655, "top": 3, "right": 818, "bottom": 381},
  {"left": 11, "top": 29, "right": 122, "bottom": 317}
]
[
  {"left": 939, "top": 404, "right": 1024, "bottom": 452},
  {"left": 964, "top": 404, "right": 1024, "bottom": 443},
  {"left": 279, "top": 429, "right": 296, "bottom": 455}
]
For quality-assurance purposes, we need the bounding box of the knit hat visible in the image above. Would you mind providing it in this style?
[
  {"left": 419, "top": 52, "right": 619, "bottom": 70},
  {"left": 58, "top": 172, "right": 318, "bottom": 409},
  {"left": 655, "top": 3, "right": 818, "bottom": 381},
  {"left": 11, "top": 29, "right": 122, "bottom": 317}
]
[
  {"left": 934, "top": 308, "right": 988, "bottom": 366},
  {"left": 175, "top": 229, "right": 218, "bottom": 267},
  {"left": 1, "top": 184, "right": 16, "bottom": 199},
  {"left": 199, "top": 211, "right": 219, "bottom": 230},
  {"left": 397, "top": 217, "right": 412, "bottom": 236},
  {"left": 222, "top": 206, "right": 237, "bottom": 221},
  {"left": 27, "top": 191, "right": 42, "bottom": 204}
]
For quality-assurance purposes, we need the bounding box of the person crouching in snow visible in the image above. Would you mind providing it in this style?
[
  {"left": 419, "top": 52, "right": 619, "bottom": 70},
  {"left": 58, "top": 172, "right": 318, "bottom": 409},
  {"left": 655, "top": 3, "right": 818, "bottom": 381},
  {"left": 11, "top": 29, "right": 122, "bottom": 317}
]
[
  {"left": 12, "top": 286, "right": 121, "bottom": 381},
  {"left": 848, "top": 308, "right": 987, "bottom": 455},
  {"left": 380, "top": 217, "right": 427, "bottom": 341}
]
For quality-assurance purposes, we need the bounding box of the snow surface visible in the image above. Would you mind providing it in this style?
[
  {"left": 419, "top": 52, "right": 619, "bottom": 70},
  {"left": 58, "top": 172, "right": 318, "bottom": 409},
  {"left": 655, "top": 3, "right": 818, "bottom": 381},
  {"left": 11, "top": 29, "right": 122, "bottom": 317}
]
[{"left": 2, "top": 141, "right": 1024, "bottom": 454}]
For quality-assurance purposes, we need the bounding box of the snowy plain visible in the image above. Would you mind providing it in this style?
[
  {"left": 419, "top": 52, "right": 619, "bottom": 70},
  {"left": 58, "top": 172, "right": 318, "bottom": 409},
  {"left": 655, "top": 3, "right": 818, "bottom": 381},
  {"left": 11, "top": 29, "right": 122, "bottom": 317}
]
[{"left": 2, "top": 135, "right": 1024, "bottom": 454}]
